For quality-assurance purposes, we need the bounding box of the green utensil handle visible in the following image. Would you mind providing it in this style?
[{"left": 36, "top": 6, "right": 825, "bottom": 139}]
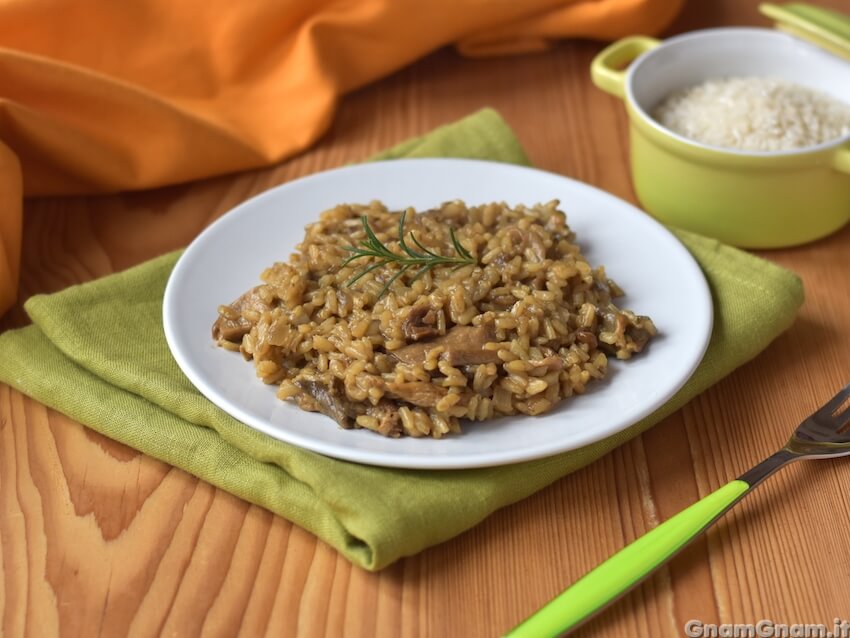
[{"left": 506, "top": 479, "right": 751, "bottom": 637}]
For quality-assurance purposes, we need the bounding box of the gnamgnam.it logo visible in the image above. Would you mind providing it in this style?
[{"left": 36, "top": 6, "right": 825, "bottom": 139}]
[{"left": 684, "top": 618, "right": 850, "bottom": 638}]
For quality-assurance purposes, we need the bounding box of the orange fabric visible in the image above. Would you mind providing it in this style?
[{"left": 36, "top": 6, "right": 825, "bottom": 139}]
[{"left": 0, "top": 0, "right": 682, "bottom": 315}]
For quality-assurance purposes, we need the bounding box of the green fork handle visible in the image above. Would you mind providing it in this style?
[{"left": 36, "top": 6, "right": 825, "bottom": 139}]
[{"left": 506, "top": 479, "right": 752, "bottom": 637}]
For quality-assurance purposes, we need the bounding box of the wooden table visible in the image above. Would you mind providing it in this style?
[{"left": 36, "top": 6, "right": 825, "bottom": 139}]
[{"left": 3, "top": 1, "right": 850, "bottom": 635}]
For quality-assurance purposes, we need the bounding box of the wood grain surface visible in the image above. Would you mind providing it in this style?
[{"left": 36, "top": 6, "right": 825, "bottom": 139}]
[{"left": 3, "top": 1, "right": 850, "bottom": 636}]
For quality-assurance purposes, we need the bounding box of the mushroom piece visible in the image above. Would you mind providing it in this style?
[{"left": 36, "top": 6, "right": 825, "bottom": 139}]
[
  {"left": 392, "top": 324, "right": 501, "bottom": 366},
  {"left": 402, "top": 301, "right": 441, "bottom": 342},
  {"left": 384, "top": 381, "right": 448, "bottom": 408},
  {"left": 294, "top": 378, "right": 360, "bottom": 428},
  {"left": 366, "top": 402, "right": 402, "bottom": 437},
  {"left": 212, "top": 286, "right": 267, "bottom": 343}
]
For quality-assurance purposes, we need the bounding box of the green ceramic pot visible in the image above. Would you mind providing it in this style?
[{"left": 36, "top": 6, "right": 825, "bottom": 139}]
[{"left": 591, "top": 29, "right": 850, "bottom": 248}]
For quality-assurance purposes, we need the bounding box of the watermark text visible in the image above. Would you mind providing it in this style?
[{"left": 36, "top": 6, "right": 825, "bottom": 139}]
[{"left": 684, "top": 618, "right": 850, "bottom": 638}]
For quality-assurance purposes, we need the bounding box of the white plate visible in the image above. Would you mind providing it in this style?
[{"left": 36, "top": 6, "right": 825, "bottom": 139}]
[{"left": 163, "top": 159, "right": 712, "bottom": 469}]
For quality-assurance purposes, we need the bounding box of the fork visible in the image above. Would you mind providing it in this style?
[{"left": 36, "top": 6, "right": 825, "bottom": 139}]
[{"left": 507, "top": 381, "right": 850, "bottom": 637}]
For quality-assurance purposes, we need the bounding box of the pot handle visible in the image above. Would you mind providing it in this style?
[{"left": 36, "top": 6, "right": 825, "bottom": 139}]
[
  {"left": 834, "top": 144, "right": 850, "bottom": 175},
  {"left": 590, "top": 36, "right": 660, "bottom": 99}
]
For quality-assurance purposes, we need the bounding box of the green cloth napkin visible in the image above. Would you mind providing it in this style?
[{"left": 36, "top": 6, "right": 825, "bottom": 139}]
[{"left": 0, "top": 109, "right": 804, "bottom": 571}]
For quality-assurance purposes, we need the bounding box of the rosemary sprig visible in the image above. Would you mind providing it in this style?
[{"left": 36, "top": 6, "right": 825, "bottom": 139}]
[{"left": 341, "top": 210, "right": 476, "bottom": 298}]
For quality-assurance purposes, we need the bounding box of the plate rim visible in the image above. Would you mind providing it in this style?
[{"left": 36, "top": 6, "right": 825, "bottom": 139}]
[{"left": 163, "top": 158, "right": 713, "bottom": 469}]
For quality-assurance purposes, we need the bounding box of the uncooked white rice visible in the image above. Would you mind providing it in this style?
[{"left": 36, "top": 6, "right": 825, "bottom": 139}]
[{"left": 653, "top": 77, "right": 850, "bottom": 151}]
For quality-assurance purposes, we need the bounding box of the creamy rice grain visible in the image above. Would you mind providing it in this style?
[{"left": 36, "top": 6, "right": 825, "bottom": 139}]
[{"left": 653, "top": 77, "right": 850, "bottom": 152}]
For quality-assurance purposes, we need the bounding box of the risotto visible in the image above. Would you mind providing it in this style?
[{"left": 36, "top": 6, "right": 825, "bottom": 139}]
[{"left": 212, "top": 201, "right": 656, "bottom": 438}]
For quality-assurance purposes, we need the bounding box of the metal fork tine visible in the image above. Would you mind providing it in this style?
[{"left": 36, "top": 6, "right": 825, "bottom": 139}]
[
  {"left": 836, "top": 404, "right": 850, "bottom": 427},
  {"left": 816, "top": 381, "right": 850, "bottom": 418}
]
